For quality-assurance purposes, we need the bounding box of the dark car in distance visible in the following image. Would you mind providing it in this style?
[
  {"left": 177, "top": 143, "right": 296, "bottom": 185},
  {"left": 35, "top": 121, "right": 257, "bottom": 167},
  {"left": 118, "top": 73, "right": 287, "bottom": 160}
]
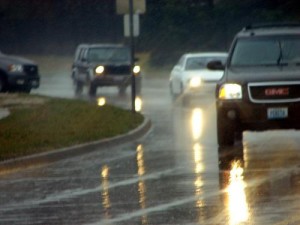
[
  {"left": 208, "top": 23, "right": 300, "bottom": 146},
  {"left": 0, "top": 52, "right": 40, "bottom": 93},
  {"left": 71, "top": 44, "right": 142, "bottom": 97}
]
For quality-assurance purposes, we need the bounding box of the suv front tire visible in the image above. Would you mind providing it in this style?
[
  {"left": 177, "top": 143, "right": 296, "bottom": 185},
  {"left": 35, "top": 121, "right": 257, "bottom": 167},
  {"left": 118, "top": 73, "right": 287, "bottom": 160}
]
[{"left": 217, "top": 110, "right": 235, "bottom": 146}]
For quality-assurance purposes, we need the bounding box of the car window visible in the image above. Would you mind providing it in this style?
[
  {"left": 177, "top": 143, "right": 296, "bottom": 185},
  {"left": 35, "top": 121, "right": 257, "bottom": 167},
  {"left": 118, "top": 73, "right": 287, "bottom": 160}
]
[
  {"left": 74, "top": 48, "right": 82, "bottom": 61},
  {"left": 230, "top": 36, "right": 300, "bottom": 66},
  {"left": 78, "top": 48, "right": 86, "bottom": 61},
  {"left": 87, "top": 47, "right": 130, "bottom": 62},
  {"left": 185, "top": 56, "right": 227, "bottom": 70}
]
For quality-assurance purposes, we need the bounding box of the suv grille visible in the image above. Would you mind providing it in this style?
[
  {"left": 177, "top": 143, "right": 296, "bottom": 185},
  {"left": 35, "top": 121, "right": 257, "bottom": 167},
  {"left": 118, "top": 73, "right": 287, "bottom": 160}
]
[
  {"left": 248, "top": 82, "right": 300, "bottom": 103},
  {"left": 24, "top": 65, "right": 38, "bottom": 76},
  {"left": 105, "top": 65, "right": 130, "bottom": 75}
]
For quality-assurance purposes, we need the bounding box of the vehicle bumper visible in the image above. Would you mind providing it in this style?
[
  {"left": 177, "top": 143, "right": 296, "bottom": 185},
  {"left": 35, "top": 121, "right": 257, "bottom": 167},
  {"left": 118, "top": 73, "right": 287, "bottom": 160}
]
[
  {"left": 184, "top": 83, "right": 216, "bottom": 97},
  {"left": 92, "top": 75, "right": 134, "bottom": 87},
  {"left": 217, "top": 100, "right": 300, "bottom": 130},
  {"left": 8, "top": 74, "right": 40, "bottom": 89}
]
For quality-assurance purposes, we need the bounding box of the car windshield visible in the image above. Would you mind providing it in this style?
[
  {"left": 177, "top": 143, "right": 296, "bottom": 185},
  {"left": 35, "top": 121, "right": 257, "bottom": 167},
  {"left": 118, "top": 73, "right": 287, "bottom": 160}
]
[
  {"left": 87, "top": 47, "right": 130, "bottom": 62},
  {"left": 185, "top": 56, "right": 227, "bottom": 70},
  {"left": 230, "top": 36, "right": 300, "bottom": 66}
]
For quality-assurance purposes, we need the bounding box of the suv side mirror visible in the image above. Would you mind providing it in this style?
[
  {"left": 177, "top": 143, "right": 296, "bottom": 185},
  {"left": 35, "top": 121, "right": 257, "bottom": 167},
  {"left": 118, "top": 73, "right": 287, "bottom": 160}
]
[{"left": 207, "top": 60, "right": 225, "bottom": 71}]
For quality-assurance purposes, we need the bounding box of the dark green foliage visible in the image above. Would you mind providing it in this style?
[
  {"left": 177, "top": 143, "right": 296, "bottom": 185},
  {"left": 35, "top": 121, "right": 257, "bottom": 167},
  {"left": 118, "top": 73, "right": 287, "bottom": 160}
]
[{"left": 0, "top": 0, "right": 299, "bottom": 65}]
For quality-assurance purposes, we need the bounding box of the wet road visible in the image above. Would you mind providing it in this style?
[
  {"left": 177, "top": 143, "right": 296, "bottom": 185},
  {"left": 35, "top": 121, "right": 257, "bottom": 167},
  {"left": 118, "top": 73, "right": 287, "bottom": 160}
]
[{"left": 1, "top": 73, "right": 300, "bottom": 224}]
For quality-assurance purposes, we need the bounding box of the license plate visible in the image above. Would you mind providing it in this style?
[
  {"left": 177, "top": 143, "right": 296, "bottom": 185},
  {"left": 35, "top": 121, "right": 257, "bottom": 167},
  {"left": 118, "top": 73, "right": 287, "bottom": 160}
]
[{"left": 267, "top": 107, "right": 288, "bottom": 119}]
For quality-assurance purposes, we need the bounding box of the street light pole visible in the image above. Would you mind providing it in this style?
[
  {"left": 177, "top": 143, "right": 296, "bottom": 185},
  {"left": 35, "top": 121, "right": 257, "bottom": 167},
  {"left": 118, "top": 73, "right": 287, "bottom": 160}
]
[{"left": 129, "top": 0, "right": 136, "bottom": 113}]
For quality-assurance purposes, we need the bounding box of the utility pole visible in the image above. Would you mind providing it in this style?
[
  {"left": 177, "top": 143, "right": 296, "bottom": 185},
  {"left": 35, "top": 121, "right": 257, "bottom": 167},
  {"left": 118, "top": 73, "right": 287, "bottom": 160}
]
[
  {"left": 116, "top": 0, "right": 145, "bottom": 113},
  {"left": 129, "top": 0, "right": 136, "bottom": 113}
]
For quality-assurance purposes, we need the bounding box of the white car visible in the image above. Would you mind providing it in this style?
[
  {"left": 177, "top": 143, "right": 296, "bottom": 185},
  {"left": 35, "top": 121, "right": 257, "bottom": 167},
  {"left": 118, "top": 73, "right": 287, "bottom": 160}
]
[{"left": 169, "top": 52, "right": 227, "bottom": 103}]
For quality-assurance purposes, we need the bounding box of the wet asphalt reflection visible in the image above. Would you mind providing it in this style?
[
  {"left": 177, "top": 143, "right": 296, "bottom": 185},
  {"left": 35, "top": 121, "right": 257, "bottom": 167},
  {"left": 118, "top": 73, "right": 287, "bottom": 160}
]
[{"left": 1, "top": 75, "right": 300, "bottom": 224}]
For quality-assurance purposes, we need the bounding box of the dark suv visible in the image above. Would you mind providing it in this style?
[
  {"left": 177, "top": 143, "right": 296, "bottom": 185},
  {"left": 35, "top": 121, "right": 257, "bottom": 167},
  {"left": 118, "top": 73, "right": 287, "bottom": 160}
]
[
  {"left": 209, "top": 23, "right": 300, "bottom": 146},
  {"left": 0, "top": 52, "right": 40, "bottom": 93},
  {"left": 71, "top": 44, "right": 142, "bottom": 97}
]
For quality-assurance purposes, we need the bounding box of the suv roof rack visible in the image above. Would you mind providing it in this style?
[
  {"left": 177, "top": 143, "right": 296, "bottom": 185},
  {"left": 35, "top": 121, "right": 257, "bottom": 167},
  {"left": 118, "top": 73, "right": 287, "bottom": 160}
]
[{"left": 243, "top": 22, "right": 300, "bottom": 31}]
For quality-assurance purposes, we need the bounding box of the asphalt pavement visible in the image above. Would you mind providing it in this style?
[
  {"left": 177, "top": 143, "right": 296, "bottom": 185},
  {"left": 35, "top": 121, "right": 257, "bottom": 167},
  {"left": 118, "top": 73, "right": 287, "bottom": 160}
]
[{"left": 2, "top": 76, "right": 300, "bottom": 225}]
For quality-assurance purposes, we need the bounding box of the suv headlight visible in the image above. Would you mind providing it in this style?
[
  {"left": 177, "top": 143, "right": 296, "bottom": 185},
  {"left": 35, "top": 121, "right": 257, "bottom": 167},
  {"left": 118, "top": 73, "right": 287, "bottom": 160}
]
[
  {"left": 219, "top": 83, "right": 242, "bottom": 99},
  {"left": 189, "top": 77, "right": 202, "bottom": 88},
  {"left": 133, "top": 65, "right": 141, "bottom": 75},
  {"left": 8, "top": 64, "right": 23, "bottom": 73},
  {"left": 95, "top": 66, "right": 104, "bottom": 75}
]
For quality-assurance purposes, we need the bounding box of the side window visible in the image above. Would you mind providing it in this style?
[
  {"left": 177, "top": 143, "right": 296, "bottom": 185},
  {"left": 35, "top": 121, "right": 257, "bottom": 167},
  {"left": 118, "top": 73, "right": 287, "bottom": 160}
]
[
  {"left": 74, "top": 48, "right": 82, "bottom": 61},
  {"left": 78, "top": 48, "right": 87, "bottom": 62}
]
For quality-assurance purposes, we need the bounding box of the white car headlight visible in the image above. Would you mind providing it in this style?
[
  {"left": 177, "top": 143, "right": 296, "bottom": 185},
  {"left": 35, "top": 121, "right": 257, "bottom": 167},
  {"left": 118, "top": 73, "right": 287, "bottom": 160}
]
[
  {"left": 8, "top": 64, "right": 23, "bottom": 73},
  {"left": 219, "top": 83, "right": 242, "bottom": 99},
  {"left": 189, "top": 77, "right": 202, "bottom": 88},
  {"left": 95, "top": 65, "right": 105, "bottom": 75}
]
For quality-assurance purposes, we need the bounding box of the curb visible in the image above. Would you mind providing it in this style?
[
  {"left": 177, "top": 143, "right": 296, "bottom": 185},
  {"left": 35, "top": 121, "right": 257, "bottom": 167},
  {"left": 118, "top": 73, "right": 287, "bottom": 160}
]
[{"left": 0, "top": 117, "right": 151, "bottom": 174}]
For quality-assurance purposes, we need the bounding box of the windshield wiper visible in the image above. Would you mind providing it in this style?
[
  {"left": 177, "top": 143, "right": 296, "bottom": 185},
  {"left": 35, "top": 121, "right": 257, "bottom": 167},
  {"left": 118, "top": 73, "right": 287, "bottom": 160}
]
[{"left": 277, "top": 41, "right": 283, "bottom": 65}]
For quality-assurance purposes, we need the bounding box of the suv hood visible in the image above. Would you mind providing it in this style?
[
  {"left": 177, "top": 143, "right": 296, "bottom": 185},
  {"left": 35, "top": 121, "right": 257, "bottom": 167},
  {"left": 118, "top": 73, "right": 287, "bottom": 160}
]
[
  {"left": 226, "top": 66, "right": 300, "bottom": 84},
  {"left": 90, "top": 61, "right": 130, "bottom": 66},
  {"left": 0, "top": 54, "right": 36, "bottom": 65}
]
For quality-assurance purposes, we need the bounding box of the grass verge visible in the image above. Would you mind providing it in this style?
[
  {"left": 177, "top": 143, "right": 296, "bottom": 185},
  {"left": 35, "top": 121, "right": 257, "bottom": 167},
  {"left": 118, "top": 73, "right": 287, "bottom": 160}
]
[{"left": 0, "top": 94, "right": 144, "bottom": 161}]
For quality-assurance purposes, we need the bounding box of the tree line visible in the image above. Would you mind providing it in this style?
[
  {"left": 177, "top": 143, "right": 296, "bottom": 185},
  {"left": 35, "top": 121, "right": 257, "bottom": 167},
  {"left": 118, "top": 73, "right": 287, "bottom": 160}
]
[{"left": 0, "top": 0, "right": 299, "bottom": 65}]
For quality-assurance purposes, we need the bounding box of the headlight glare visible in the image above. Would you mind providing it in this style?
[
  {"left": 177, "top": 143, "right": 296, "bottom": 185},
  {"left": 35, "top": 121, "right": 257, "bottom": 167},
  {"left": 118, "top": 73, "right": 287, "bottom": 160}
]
[
  {"left": 95, "top": 66, "right": 104, "bottom": 75},
  {"left": 133, "top": 65, "right": 141, "bottom": 74},
  {"left": 189, "top": 77, "right": 202, "bottom": 88},
  {"left": 219, "top": 84, "right": 242, "bottom": 99}
]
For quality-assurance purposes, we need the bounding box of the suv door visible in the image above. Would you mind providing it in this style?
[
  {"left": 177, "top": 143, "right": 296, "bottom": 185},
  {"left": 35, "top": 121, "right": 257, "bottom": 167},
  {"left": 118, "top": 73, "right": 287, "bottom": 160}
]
[{"left": 74, "top": 48, "right": 89, "bottom": 83}]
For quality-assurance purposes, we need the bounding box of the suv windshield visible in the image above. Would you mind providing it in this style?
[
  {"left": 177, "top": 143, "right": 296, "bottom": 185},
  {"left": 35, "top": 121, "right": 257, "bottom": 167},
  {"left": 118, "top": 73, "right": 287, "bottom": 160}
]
[
  {"left": 230, "top": 36, "right": 300, "bottom": 66},
  {"left": 185, "top": 56, "right": 227, "bottom": 70},
  {"left": 87, "top": 47, "right": 130, "bottom": 62}
]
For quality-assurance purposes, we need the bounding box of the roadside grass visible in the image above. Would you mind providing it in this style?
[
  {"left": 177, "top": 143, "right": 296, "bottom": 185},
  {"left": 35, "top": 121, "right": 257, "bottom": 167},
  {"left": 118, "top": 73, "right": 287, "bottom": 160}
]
[{"left": 0, "top": 94, "right": 144, "bottom": 161}]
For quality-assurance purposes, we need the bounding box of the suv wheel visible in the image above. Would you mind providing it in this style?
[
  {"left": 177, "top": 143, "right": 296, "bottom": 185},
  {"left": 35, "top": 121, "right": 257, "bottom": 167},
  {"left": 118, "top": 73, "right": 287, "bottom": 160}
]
[
  {"left": 0, "top": 77, "right": 7, "bottom": 92},
  {"left": 217, "top": 111, "right": 235, "bottom": 146},
  {"left": 75, "top": 80, "right": 83, "bottom": 96},
  {"left": 88, "top": 84, "right": 97, "bottom": 97}
]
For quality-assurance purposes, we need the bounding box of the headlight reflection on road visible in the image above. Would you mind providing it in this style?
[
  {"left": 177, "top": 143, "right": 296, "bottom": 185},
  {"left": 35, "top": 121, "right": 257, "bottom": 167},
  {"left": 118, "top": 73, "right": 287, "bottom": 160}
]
[
  {"left": 227, "top": 160, "right": 249, "bottom": 225},
  {"left": 193, "top": 143, "right": 205, "bottom": 209},
  {"left": 136, "top": 144, "right": 145, "bottom": 176},
  {"left": 135, "top": 97, "right": 143, "bottom": 112},
  {"left": 136, "top": 144, "right": 148, "bottom": 225},
  {"left": 97, "top": 97, "right": 106, "bottom": 106},
  {"left": 191, "top": 108, "right": 203, "bottom": 140},
  {"left": 194, "top": 143, "right": 204, "bottom": 174},
  {"left": 101, "top": 165, "right": 111, "bottom": 218}
]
